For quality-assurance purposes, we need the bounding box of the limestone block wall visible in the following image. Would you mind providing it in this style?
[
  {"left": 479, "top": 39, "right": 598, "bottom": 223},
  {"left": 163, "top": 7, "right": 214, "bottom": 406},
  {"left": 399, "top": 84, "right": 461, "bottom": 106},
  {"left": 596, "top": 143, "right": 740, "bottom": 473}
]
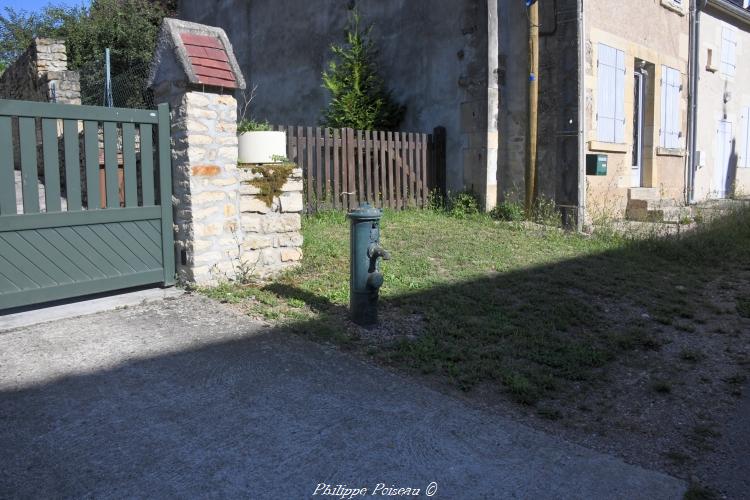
[
  {"left": 238, "top": 166, "right": 304, "bottom": 277},
  {"left": 154, "top": 83, "right": 304, "bottom": 284},
  {"left": 0, "top": 38, "right": 80, "bottom": 104}
]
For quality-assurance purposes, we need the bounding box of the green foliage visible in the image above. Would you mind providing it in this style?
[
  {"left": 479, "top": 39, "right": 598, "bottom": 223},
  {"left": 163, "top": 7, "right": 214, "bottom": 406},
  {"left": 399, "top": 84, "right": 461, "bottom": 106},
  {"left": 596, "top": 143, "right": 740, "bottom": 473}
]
[
  {"left": 322, "top": 10, "right": 405, "bottom": 130},
  {"left": 243, "top": 163, "right": 296, "bottom": 207},
  {"left": 238, "top": 119, "right": 273, "bottom": 133},
  {"left": 532, "top": 195, "right": 562, "bottom": 227},
  {"left": 491, "top": 200, "right": 525, "bottom": 222},
  {"left": 68, "top": 0, "right": 167, "bottom": 71},
  {"left": 445, "top": 191, "right": 480, "bottom": 219},
  {"left": 0, "top": 1, "right": 168, "bottom": 84},
  {"left": 0, "top": 5, "right": 85, "bottom": 67},
  {"left": 425, "top": 190, "right": 481, "bottom": 219}
]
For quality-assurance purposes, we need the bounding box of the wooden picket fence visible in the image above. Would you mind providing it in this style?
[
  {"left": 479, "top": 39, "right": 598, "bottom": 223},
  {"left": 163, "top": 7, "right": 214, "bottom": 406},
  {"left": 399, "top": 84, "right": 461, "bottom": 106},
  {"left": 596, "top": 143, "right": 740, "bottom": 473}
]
[{"left": 278, "top": 126, "right": 446, "bottom": 212}]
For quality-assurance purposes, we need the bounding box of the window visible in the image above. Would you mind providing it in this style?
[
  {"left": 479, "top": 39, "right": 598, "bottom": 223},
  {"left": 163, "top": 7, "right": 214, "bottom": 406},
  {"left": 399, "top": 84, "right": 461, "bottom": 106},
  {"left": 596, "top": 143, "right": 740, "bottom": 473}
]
[
  {"left": 660, "top": 0, "right": 686, "bottom": 14},
  {"left": 597, "top": 43, "right": 626, "bottom": 143},
  {"left": 660, "top": 66, "right": 682, "bottom": 149},
  {"left": 741, "top": 106, "right": 750, "bottom": 168},
  {"left": 721, "top": 27, "right": 737, "bottom": 77}
]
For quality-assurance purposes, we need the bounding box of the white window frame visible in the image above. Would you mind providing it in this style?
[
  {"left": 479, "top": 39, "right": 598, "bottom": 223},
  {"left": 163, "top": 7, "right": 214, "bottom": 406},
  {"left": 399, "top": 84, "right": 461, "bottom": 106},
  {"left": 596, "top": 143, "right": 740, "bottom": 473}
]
[
  {"left": 721, "top": 27, "right": 737, "bottom": 78},
  {"left": 596, "top": 43, "right": 626, "bottom": 144},
  {"left": 660, "top": 66, "right": 682, "bottom": 149}
]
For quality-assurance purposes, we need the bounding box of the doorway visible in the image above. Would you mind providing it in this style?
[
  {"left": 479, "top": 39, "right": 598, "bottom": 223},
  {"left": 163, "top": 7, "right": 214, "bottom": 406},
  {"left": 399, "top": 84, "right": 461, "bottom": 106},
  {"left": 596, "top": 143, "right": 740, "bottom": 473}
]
[
  {"left": 632, "top": 70, "right": 646, "bottom": 187},
  {"left": 714, "top": 120, "right": 732, "bottom": 198}
]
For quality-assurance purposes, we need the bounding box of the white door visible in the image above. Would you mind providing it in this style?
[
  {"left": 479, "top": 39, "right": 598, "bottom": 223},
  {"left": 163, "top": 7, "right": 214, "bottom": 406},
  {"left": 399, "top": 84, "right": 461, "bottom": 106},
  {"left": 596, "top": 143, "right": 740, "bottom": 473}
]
[
  {"left": 632, "top": 72, "right": 645, "bottom": 187},
  {"left": 714, "top": 120, "right": 732, "bottom": 198}
]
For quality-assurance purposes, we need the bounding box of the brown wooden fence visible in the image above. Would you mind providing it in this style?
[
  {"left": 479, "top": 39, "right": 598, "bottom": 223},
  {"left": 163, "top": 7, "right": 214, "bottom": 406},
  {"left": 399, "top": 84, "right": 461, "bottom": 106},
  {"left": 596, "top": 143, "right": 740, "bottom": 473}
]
[{"left": 278, "top": 126, "right": 445, "bottom": 212}]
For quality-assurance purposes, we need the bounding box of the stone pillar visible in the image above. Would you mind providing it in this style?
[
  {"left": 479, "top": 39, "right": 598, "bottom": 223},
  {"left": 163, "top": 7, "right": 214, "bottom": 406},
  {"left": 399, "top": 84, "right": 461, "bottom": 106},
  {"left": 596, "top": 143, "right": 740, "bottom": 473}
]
[
  {"left": 154, "top": 83, "right": 242, "bottom": 284},
  {"left": 0, "top": 38, "right": 80, "bottom": 104},
  {"left": 149, "top": 18, "right": 303, "bottom": 285}
]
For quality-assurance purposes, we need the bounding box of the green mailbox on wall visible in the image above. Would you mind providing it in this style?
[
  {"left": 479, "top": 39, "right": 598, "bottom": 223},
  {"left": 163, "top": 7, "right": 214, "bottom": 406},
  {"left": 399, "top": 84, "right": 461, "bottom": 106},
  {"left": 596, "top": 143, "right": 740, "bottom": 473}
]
[{"left": 586, "top": 154, "right": 608, "bottom": 176}]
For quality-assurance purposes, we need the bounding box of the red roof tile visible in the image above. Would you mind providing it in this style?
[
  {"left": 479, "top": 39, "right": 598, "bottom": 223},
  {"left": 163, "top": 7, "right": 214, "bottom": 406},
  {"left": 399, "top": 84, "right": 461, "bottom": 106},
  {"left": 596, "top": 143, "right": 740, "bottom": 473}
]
[
  {"left": 180, "top": 33, "right": 223, "bottom": 50},
  {"left": 180, "top": 32, "right": 237, "bottom": 89}
]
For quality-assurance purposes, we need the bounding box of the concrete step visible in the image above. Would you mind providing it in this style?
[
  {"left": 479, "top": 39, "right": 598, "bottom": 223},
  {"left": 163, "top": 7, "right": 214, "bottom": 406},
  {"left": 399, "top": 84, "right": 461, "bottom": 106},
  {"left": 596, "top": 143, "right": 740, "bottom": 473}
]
[
  {"left": 628, "top": 187, "right": 660, "bottom": 201},
  {"left": 626, "top": 202, "right": 691, "bottom": 223},
  {"left": 692, "top": 198, "right": 750, "bottom": 222},
  {"left": 627, "top": 198, "right": 680, "bottom": 211}
]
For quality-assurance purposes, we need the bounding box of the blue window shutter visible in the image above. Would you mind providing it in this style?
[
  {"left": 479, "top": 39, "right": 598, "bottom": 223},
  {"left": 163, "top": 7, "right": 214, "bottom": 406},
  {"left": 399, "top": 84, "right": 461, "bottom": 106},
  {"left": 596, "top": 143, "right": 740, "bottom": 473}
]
[
  {"left": 669, "top": 69, "right": 681, "bottom": 149},
  {"left": 597, "top": 44, "right": 624, "bottom": 143},
  {"left": 660, "top": 66, "right": 681, "bottom": 149},
  {"left": 660, "top": 70, "right": 667, "bottom": 147},
  {"left": 721, "top": 28, "right": 737, "bottom": 77}
]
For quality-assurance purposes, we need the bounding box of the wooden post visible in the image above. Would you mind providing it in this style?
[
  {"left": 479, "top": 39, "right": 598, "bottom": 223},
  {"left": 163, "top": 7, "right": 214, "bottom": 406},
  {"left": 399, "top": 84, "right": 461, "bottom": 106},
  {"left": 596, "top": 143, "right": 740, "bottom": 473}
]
[{"left": 526, "top": 1, "right": 539, "bottom": 216}]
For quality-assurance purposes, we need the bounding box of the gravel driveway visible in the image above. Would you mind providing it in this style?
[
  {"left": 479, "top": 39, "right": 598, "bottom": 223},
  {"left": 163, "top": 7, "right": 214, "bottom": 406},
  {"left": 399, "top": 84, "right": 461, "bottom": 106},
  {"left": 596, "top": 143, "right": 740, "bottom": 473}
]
[{"left": 0, "top": 294, "right": 686, "bottom": 499}]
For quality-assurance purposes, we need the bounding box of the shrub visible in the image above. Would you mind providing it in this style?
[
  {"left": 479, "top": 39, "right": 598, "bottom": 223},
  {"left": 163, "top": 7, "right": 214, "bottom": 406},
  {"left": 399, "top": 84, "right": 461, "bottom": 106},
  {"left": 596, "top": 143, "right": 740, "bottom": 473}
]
[
  {"left": 321, "top": 9, "right": 405, "bottom": 130},
  {"left": 238, "top": 119, "right": 272, "bottom": 133},
  {"left": 532, "top": 195, "right": 562, "bottom": 227},
  {"left": 491, "top": 200, "right": 525, "bottom": 222},
  {"left": 446, "top": 191, "right": 480, "bottom": 219}
]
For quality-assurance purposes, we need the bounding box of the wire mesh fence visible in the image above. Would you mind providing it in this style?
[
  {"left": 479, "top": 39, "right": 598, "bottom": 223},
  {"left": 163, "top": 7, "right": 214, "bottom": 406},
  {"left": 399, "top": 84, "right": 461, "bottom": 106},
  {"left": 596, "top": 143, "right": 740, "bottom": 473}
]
[{"left": 79, "top": 59, "right": 154, "bottom": 110}]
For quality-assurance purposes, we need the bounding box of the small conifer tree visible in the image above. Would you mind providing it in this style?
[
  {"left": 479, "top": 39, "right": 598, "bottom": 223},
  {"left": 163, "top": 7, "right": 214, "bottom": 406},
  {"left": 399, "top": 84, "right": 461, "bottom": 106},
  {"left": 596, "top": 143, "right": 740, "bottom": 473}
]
[{"left": 322, "top": 10, "right": 405, "bottom": 130}]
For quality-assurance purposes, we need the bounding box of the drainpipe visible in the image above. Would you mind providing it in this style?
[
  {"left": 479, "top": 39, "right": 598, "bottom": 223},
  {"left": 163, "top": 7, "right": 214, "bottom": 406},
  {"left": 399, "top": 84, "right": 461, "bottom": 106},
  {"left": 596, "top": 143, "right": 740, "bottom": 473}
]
[
  {"left": 577, "top": 0, "right": 586, "bottom": 231},
  {"left": 686, "top": 0, "right": 702, "bottom": 204}
]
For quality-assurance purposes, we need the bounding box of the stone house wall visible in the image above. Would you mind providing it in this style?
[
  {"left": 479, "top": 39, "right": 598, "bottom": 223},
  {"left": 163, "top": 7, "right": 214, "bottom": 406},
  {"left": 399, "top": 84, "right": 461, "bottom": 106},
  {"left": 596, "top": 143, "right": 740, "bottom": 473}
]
[
  {"left": 176, "top": 0, "right": 498, "bottom": 208},
  {"left": 693, "top": 3, "right": 750, "bottom": 200},
  {"left": 0, "top": 38, "right": 80, "bottom": 104},
  {"left": 583, "top": 0, "right": 690, "bottom": 218}
]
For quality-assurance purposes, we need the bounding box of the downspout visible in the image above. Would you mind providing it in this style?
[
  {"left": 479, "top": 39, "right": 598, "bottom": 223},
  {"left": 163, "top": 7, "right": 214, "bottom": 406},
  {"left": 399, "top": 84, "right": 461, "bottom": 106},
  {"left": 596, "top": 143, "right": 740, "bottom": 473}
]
[
  {"left": 577, "top": 0, "right": 586, "bottom": 231},
  {"left": 686, "top": 0, "right": 702, "bottom": 204}
]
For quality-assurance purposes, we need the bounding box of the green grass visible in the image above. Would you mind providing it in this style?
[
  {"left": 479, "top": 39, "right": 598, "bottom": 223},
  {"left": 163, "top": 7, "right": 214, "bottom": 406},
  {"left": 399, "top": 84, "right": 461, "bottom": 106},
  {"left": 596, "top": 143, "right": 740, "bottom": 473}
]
[{"left": 201, "top": 207, "right": 750, "bottom": 405}]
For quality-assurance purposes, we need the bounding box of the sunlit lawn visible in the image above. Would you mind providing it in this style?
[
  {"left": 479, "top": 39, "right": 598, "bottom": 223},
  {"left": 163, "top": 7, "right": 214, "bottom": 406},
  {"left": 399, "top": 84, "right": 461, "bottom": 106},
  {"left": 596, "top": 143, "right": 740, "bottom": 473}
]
[{"left": 202, "top": 208, "right": 750, "bottom": 405}]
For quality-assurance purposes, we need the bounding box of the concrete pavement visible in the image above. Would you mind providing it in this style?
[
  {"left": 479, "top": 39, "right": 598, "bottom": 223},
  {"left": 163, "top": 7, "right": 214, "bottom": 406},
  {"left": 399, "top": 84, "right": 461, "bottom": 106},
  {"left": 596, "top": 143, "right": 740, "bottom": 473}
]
[{"left": 0, "top": 294, "right": 686, "bottom": 499}]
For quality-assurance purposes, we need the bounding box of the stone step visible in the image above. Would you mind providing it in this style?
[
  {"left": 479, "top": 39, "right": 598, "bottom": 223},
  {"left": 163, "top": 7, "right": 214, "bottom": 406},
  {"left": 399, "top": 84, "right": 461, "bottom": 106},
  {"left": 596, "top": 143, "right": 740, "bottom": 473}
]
[
  {"left": 628, "top": 187, "right": 661, "bottom": 201},
  {"left": 625, "top": 205, "right": 691, "bottom": 223},
  {"left": 627, "top": 198, "right": 680, "bottom": 211}
]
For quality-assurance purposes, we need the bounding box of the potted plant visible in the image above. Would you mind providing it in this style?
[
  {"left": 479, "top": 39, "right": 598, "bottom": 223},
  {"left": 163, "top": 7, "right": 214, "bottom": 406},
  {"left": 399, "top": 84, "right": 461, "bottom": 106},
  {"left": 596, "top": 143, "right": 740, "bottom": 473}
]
[
  {"left": 237, "top": 119, "right": 287, "bottom": 164},
  {"left": 236, "top": 90, "right": 287, "bottom": 164}
]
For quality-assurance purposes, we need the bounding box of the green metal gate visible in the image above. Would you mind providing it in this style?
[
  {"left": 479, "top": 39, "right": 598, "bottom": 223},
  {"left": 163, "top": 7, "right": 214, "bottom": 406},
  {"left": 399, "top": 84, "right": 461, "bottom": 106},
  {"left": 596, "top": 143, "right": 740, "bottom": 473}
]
[{"left": 0, "top": 99, "right": 175, "bottom": 310}]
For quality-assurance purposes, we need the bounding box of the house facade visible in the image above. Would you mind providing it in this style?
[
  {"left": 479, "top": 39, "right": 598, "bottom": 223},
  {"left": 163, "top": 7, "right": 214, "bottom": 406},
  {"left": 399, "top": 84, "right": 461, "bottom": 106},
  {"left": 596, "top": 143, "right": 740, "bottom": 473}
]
[
  {"left": 693, "top": 0, "right": 750, "bottom": 200},
  {"left": 583, "top": 0, "right": 690, "bottom": 221},
  {"left": 173, "top": 0, "right": 750, "bottom": 224}
]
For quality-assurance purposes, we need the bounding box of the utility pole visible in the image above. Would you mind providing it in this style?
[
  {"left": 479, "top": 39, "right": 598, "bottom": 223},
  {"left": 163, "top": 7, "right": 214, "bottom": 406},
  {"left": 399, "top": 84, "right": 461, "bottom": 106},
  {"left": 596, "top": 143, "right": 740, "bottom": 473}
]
[{"left": 526, "top": 0, "right": 539, "bottom": 216}]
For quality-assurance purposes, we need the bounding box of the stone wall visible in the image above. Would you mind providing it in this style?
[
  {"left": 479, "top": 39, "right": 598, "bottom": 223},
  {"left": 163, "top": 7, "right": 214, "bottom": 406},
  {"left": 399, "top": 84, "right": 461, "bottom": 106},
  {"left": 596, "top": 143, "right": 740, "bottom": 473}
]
[
  {"left": 0, "top": 38, "right": 80, "bottom": 104},
  {"left": 176, "top": 0, "right": 493, "bottom": 201},
  {"left": 238, "top": 166, "right": 304, "bottom": 277},
  {"left": 154, "top": 83, "right": 304, "bottom": 284}
]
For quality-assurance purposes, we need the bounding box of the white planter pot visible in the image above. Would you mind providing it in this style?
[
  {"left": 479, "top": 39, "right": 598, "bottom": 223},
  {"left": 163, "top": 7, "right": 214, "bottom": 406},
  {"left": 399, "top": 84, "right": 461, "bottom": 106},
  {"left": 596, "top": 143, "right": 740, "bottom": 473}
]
[{"left": 238, "top": 131, "right": 287, "bottom": 164}]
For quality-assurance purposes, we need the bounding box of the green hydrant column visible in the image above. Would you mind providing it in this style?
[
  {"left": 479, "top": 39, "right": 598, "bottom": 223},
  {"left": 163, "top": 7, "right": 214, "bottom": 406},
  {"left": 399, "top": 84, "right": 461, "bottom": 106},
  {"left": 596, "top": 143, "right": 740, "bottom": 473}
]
[{"left": 348, "top": 204, "right": 390, "bottom": 326}]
